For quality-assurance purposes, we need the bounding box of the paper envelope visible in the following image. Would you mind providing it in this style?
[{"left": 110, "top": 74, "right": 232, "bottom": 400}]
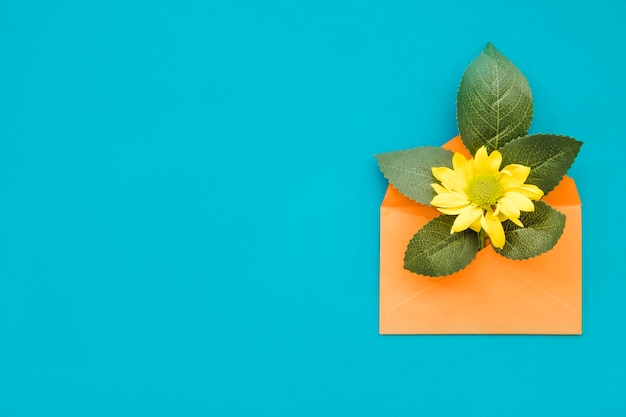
[{"left": 379, "top": 136, "right": 582, "bottom": 334}]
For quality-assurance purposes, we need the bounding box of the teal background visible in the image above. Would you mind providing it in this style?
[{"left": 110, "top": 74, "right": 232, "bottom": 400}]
[{"left": 1, "top": 1, "right": 624, "bottom": 415}]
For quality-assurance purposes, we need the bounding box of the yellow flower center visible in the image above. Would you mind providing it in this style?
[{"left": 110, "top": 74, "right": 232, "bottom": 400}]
[
  {"left": 465, "top": 173, "right": 503, "bottom": 209},
  {"left": 430, "top": 146, "right": 546, "bottom": 250}
]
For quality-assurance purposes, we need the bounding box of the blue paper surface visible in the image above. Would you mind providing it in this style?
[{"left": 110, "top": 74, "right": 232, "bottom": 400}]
[{"left": 0, "top": 0, "right": 624, "bottom": 415}]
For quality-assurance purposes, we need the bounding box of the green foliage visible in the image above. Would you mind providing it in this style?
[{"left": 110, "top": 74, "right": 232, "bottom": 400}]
[
  {"left": 376, "top": 147, "right": 453, "bottom": 205},
  {"left": 457, "top": 43, "right": 533, "bottom": 153},
  {"left": 494, "top": 201, "right": 566, "bottom": 260},
  {"left": 404, "top": 215, "right": 479, "bottom": 277},
  {"left": 500, "top": 134, "right": 583, "bottom": 194},
  {"left": 375, "top": 43, "right": 582, "bottom": 276}
]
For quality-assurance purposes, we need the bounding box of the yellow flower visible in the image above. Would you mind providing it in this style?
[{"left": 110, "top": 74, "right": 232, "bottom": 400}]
[{"left": 430, "top": 146, "right": 544, "bottom": 249}]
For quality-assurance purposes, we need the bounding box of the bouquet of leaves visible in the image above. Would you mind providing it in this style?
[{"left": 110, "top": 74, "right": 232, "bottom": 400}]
[{"left": 376, "top": 43, "right": 582, "bottom": 277}]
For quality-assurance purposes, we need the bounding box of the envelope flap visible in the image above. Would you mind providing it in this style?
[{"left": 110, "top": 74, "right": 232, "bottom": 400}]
[{"left": 543, "top": 176, "right": 581, "bottom": 206}]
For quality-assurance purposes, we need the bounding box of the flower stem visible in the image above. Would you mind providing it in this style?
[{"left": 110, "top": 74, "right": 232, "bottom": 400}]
[{"left": 478, "top": 230, "right": 486, "bottom": 250}]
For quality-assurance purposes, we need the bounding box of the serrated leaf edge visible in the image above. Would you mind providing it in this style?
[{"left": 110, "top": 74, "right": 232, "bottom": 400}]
[
  {"left": 456, "top": 42, "right": 533, "bottom": 153},
  {"left": 404, "top": 254, "right": 477, "bottom": 278},
  {"left": 374, "top": 146, "right": 453, "bottom": 206},
  {"left": 403, "top": 215, "right": 479, "bottom": 277},
  {"left": 494, "top": 202, "right": 566, "bottom": 261},
  {"left": 500, "top": 133, "right": 583, "bottom": 195}
]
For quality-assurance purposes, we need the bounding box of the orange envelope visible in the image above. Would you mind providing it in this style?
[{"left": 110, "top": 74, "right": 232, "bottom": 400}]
[{"left": 379, "top": 136, "right": 582, "bottom": 334}]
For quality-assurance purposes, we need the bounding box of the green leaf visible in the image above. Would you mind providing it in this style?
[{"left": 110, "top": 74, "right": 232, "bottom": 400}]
[
  {"left": 500, "top": 134, "right": 582, "bottom": 194},
  {"left": 494, "top": 201, "right": 565, "bottom": 260},
  {"left": 404, "top": 215, "right": 479, "bottom": 277},
  {"left": 457, "top": 42, "right": 533, "bottom": 153},
  {"left": 375, "top": 147, "right": 453, "bottom": 205}
]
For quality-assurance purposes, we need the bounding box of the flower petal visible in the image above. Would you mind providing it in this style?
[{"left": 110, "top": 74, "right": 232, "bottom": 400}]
[
  {"left": 510, "top": 184, "right": 544, "bottom": 200},
  {"left": 431, "top": 192, "right": 469, "bottom": 208},
  {"left": 497, "top": 197, "right": 521, "bottom": 219},
  {"left": 452, "top": 152, "right": 473, "bottom": 183},
  {"left": 481, "top": 209, "right": 506, "bottom": 249},
  {"left": 503, "top": 191, "right": 535, "bottom": 212},
  {"left": 497, "top": 210, "right": 524, "bottom": 227},
  {"left": 436, "top": 206, "right": 468, "bottom": 215},
  {"left": 500, "top": 164, "right": 531, "bottom": 188},
  {"left": 469, "top": 217, "right": 482, "bottom": 232},
  {"left": 451, "top": 205, "right": 483, "bottom": 233},
  {"left": 487, "top": 150, "right": 502, "bottom": 172},
  {"left": 431, "top": 183, "right": 449, "bottom": 195},
  {"left": 473, "top": 147, "right": 501, "bottom": 174},
  {"left": 431, "top": 166, "right": 467, "bottom": 191},
  {"left": 473, "top": 147, "right": 489, "bottom": 173}
]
